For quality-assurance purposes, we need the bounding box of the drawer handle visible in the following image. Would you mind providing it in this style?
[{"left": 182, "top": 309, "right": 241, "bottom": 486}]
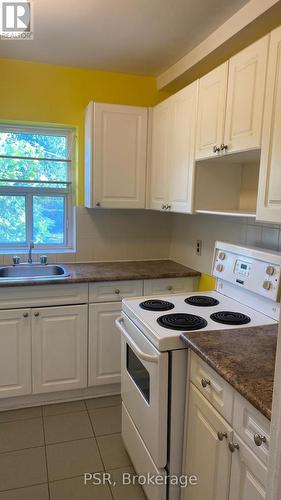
[
  {"left": 201, "top": 378, "right": 211, "bottom": 388},
  {"left": 167, "top": 285, "right": 173, "bottom": 291},
  {"left": 254, "top": 434, "right": 267, "bottom": 447},
  {"left": 23, "top": 312, "right": 29, "bottom": 318},
  {"left": 229, "top": 442, "right": 240, "bottom": 453},
  {"left": 114, "top": 289, "right": 120, "bottom": 295},
  {"left": 217, "top": 432, "right": 228, "bottom": 441},
  {"left": 34, "top": 312, "right": 40, "bottom": 317}
]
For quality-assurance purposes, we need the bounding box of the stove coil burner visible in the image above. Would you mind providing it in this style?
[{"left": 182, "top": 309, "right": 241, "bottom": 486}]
[
  {"left": 185, "top": 296, "right": 220, "bottom": 307},
  {"left": 157, "top": 313, "right": 207, "bottom": 331},
  {"left": 139, "top": 299, "right": 175, "bottom": 311},
  {"left": 210, "top": 311, "right": 251, "bottom": 325}
]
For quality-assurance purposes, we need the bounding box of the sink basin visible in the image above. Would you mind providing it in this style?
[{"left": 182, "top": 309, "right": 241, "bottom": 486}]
[{"left": 0, "top": 264, "right": 70, "bottom": 281}]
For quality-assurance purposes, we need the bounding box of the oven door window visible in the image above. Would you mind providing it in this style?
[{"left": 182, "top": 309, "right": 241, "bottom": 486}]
[{"left": 126, "top": 344, "right": 150, "bottom": 404}]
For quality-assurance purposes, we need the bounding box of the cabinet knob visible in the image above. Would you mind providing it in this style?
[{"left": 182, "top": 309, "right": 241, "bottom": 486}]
[
  {"left": 217, "top": 431, "right": 228, "bottom": 441},
  {"left": 201, "top": 378, "right": 211, "bottom": 388},
  {"left": 34, "top": 312, "right": 40, "bottom": 317},
  {"left": 95, "top": 202, "right": 101, "bottom": 207},
  {"left": 213, "top": 145, "right": 220, "bottom": 153},
  {"left": 166, "top": 204, "right": 171, "bottom": 210},
  {"left": 229, "top": 442, "right": 240, "bottom": 453},
  {"left": 23, "top": 312, "right": 29, "bottom": 318},
  {"left": 161, "top": 203, "right": 167, "bottom": 210},
  {"left": 167, "top": 285, "right": 173, "bottom": 291},
  {"left": 254, "top": 434, "right": 267, "bottom": 447},
  {"left": 263, "top": 280, "right": 272, "bottom": 291},
  {"left": 114, "top": 289, "right": 120, "bottom": 295},
  {"left": 220, "top": 144, "right": 228, "bottom": 151}
]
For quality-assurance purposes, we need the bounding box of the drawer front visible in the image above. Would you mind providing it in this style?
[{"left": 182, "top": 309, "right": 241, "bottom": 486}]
[
  {"left": 233, "top": 392, "right": 270, "bottom": 465},
  {"left": 89, "top": 280, "right": 143, "bottom": 302},
  {"left": 0, "top": 283, "right": 89, "bottom": 309},
  {"left": 143, "top": 277, "right": 198, "bottom": 295},
  {"left": 190, "top": 351, "right": 234, "bottom": 423}
]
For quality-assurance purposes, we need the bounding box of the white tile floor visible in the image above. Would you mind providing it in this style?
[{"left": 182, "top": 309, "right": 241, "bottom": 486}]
[{"left": 0, "top": 396, "right": 146, "bottom": 499}]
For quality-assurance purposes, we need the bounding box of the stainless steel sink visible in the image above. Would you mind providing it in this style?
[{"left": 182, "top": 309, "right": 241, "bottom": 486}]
[{"left": 0, "top": 264, "right": 70, "bottom": 281}]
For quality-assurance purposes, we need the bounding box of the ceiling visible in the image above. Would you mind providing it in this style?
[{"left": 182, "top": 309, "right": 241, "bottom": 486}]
[{"left": 0, "top": 0, "right": 250, "bottom": 75}]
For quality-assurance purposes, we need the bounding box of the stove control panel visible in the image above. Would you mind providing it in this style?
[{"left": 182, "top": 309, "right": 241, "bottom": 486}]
[{"left": 213, "top": 243, "right": 281, "bottom": 301}]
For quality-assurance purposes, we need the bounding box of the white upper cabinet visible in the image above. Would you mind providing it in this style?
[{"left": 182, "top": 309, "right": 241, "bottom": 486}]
[
  {"left": 195, "top": 63, "right": 228, "bottom": 160},
  {"left": 85, "top": 102, "right": 148, "bottom": 209},
  {"left": 150, "top": 99, "right": 171, "bottom": 210},
  {"left": 195, "top": 36, "right": 269, "bottom": 160},
  {"left": 224, "top": 36, "right": 269, "bottom": 154},
  {"left": 257, "top": 26, "right": 281, "bottom": 223},
  {"left": 149, "top": 81, "right": 198, "bottom": 213}
]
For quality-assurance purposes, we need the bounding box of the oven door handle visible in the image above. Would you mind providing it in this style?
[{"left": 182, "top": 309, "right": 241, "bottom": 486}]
[{"left": 115, "top": 317, "right": 159, "bottom": 364}]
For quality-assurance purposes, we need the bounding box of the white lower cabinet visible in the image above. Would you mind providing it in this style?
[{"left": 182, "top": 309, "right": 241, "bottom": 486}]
[
  {"left": 0, "top": 309, "right": 31, "bottom": 398},
  {"left": 32, "top": 305, "right": 88, "bottom": 393},
  {"left": 183, "top": 384, "right": 232, "bottom": 500},
  {"left": 183, "top": 356, "right": 269, "bottom": 500},
  {"left": 88, "top": 302, "right": 122, "bottom": 386},
  {"left": 228, "top": 433, "right": 267, "bottom": 500}
]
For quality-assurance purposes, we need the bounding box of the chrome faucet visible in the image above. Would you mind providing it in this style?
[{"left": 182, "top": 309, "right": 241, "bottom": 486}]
[{"left": 28, "top": 241, "right": 34, "bottom": 264}]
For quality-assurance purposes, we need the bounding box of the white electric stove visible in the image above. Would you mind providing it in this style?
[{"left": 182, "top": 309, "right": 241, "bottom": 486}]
[{"left": 116, "top": 242, "right": 281, "bottom": 500}]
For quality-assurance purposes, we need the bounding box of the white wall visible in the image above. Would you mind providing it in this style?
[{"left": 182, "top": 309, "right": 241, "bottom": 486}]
[{"left": 169, "top": 213, "right": 281, "bottom": 275}]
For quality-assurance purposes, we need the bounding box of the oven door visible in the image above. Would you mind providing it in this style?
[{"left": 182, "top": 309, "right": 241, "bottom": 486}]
[{"left": 116, "top": 314, "right": 169, "bottom": 468}]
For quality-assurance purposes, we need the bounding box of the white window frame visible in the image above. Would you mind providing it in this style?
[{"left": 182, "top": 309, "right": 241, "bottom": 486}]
[{"left": 0, "top": 124, "right": 75, "bottom": 253}]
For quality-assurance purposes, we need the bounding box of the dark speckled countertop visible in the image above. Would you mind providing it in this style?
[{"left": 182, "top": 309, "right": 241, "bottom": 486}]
[
  {"left": 181, "top": 324, "right": 278, "bottom": 420},
  {"left": 0, "top": 260, "right": 200, "bottom": 287}
]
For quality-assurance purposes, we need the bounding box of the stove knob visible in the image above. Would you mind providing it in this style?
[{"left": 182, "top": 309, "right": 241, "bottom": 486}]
[
  {"left": 218, "top": 252, "right": 226, "bottom": 260},
  {"left": 263, "top": 280, "right": 272, "bottom": 291},
  {"left": 266, "top": 266, "right": 275, "bottom": 276},
  {"left": 216, "top": 264, "right": 224, "bottom": 272}
]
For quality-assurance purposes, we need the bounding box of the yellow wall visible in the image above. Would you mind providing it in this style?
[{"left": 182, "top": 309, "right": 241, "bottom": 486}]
[{"left": 0, "top": 58, "right": 169, "bottom": 204}]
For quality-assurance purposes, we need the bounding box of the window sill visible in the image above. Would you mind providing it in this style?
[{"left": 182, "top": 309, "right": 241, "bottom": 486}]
[{"left": 0, "top": 248, "right": 76, "bottom": 255}]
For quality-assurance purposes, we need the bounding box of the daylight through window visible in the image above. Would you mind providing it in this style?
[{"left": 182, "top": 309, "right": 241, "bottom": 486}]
[{"left": 0, "top": 125, "right": 75, "bottom": 250}]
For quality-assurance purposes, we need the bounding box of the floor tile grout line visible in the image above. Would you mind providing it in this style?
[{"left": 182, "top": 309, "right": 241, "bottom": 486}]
[
  {"left": 0, "top": 481, "right": 48, "bottom": 494},
  {"left": 0, "top": 443, "right": 45, "bottom": 455},
  {"left": 84, "top": 398, "right": 113, "bottom": 499},
  {"left": 41, "top": 405, "right": 51, "bottom": 500}
]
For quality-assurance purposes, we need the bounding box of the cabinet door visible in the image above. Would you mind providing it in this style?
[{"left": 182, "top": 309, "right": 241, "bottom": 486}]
[
  {"left": 195, "top": 63, "right": 228, "bottom": 160},
  {"left": 182, "top": 383, "right": 232, "bottom": 500},
  {"left": 0, "top": 309, "right": 31, "bottom": 398},
  {"left": 149, "top": 99, "right": 172, "bottom": 210},
  {"left": 257, "top": 26, "right": 281, "bottom": 223},
  {"left": 85, "top": 102, "right": 147, "bottom": 209},
  {"left": 169, "top": 82, "right": 198, "bottom": 213},
  {"left": 88, "top": 302, "right": 121, "bottom": 386},
  {"left": 224, "top": 36, "right": 269, "bottom": 154},
  {"left": 32, "top": 305, "right": 88, "bottom": 393},
  {"left": 229, "top": 433, "right": 267, "bottom": 500}
]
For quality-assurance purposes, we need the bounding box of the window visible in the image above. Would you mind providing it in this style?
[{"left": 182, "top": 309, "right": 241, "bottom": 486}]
[{"left": 0, "top": 125, "right": 75, "bottom": 251}]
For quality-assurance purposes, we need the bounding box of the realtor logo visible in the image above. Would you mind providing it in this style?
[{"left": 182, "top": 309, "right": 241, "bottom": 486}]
[{"left": 0, "top": 0, "right": 33, "bottom": 39}]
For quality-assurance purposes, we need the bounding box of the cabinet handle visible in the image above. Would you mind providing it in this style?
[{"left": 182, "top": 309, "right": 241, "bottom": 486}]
[
  {"left": 114, "top": 289, "right": 120, "bottom": 295},
  {"left": 34, "top": 312, "right": 40, "bottom": 317},
  {"left": 201, "top": 378, "right": 211, "bottom": 388},
  {"left": 229, "top": 442, "right": 240, "bottom": 453},
  {"left": 217, "top": 431, "right": 228, "bottom": 441},
  {"left": 254, "top": 434, "right": 267, "bottom": 447},
  {"left": 161, "top": 203, "right": 167, "bottom": 210},
  {"left": 166, "top": 204, "right": 171, "bottom": 210},
  {"left": 220, "top": 144, "right": 228, "bottom": 151},
  {"left": 213, "top": 145, "right": 220, "bottom": 153},
  {"left": 95, "top": 202, "right": 101, "bottom": 207},
  {"left": 167, "top": 285, "right": 173, "bottom": 291},
  {"left": 23, "top": 312, "right": 29, "bottom": 318}
]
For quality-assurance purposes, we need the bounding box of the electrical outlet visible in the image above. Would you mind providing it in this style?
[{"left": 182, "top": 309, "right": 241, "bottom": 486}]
[{"left": 196, "top": 240, "right": 202, "bottom": 256}]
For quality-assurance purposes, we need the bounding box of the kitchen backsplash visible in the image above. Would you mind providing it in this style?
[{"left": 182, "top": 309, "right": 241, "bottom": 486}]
[
  {"left": 170, "top": 213, "right": 281, "bottom": 275},
  {"left": 0, "top": 209, "right": 280, "bottom": 271}
]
